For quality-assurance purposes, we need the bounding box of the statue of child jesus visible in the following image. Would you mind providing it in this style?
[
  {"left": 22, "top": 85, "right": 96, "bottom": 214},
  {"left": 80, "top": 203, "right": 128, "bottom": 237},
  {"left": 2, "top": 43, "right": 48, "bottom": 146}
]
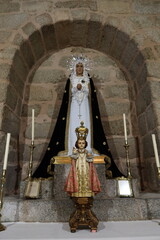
[{"left": 64, "top": 123, "right": 101, "bottom": 197}]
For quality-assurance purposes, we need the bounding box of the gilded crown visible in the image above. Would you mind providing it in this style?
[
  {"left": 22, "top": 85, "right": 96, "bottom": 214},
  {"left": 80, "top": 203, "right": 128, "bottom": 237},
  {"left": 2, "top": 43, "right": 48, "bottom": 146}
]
[{"left": 75, "top": 121, "right": 88, "bottom": 140}]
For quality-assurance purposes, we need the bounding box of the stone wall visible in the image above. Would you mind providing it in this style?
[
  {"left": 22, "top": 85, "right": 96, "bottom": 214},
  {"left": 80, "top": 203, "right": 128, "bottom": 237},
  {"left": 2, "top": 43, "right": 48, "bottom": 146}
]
[{"left": 0, "top": 0, "right": 159, "bottom": 195}]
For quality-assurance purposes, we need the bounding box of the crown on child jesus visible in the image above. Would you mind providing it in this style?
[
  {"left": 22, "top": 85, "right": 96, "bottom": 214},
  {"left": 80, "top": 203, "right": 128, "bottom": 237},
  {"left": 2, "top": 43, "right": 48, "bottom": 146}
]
[{"left": 75, "top": 121, "right": 88, "bottom": 140}]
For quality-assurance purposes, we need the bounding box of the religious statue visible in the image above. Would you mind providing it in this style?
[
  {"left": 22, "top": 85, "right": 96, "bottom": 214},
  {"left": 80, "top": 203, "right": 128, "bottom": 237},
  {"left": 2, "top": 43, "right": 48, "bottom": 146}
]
[
  {"left": 65, "top": 122, "right": 101, "bottom": 197},
  {"left": 32, "top": 55, "right": 123, "bottom": 179},
  {"left": 65, "top": 122, "right": 101, "bottom": 232}
]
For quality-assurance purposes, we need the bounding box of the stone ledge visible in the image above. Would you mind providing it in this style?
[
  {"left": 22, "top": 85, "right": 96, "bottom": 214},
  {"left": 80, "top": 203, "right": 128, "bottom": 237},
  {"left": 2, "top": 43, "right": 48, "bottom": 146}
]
[{"left": 2, "top": 195, "right": 160, "bottom": 222}]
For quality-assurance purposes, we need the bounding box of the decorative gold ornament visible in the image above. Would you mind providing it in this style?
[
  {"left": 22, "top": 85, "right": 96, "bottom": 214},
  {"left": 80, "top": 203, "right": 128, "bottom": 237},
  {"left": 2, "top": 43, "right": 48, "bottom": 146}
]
[{"left": 75, "top": 121, "right": 88, "bottom": 140}]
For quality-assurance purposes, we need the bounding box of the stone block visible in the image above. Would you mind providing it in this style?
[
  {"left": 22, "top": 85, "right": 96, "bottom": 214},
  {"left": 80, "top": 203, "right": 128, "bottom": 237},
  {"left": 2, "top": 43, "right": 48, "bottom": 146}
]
[
  {"left": 5, "top": 165, "right": 18, "bottom": 195},
  {"left": 145, "top": 28, "right": 160, "bottom": 44},
  {"left": 40, "top": 55, "right": 55, "bottom": 67},
  {"left": 29, "top": 85, "right": 53, "bottom": 101},
  {"left": 2, "top": 106, "right": 20, "bottom": 137},
  {"left": 129, "top": 52, "right": 145, "bottom": 80},
  {"left": 58, "top": 55, "right": 71, "bottom": 68},
  {"left": 138, "top": 113, "right": 147, "bottom": 136},
  {"left": 0, "top": 81, "right": 8, "bottom": 102},
  {"left": 144, "top": 157, "right": 160, "bottom": 191},
  {"left": 54, "top": 165, "right": 70, "bottom": 199},
  {"left": 15, "top": 98, "right": 22, "bottom": 116},
  {"left": 32, "top": 68, "right": 65, "bottom": 84},
  {"left": 70, "top": 20, "right": 87, "bottom": 47},
  {"left": 0, "top": 2, "right": 20, "bottom": 13},
  {"left": 99, "top": 24, "right": 117, "bottom": 54},
  {"left": 2, "top": 198, "right": 19, "bottom": 222},
  {"left": 41, "top": 25, "right": 58, "bottom": 51},
  {"left": 9, "top": 66, "right": 25, "bottom": 98},
  {"left": 98, "top": 0, "right": 131, "bottom": 14},
  {"left": 106, "top": 16, "right": 121, "bottom": 29},
  {"left": 103, "top": 118, "right": 129, "bottom": 136},
  {"left": 133, "top": 0, "right": 160, "bottom": 14},
  {"left": 0, "top": 31, "right": 12, "bottom": 43},
  {"left": 0, "top": 132, "right": 6, "bottom": 162},
  {"left": 147, "top": 199, "right": 160, "bottom": 219},
  {"left": 25, "top": 122, "right": 52, "bottom": 139},
  {"left": 136, "top": 83, "right": 151, "bottom": 116},
  {"left": 6, "top": 84, "right": 18, "bottom": 111},
  {"left": 121, "top": 39, "right": 138, "bottom": 69},
  {"left": 35, "top": 13, "right": 53, "bottom": 26},
  {"left": 55, "top": 9, "right": 70, "bottom": 23},
  {"left": 21, "top": 104, "right": 41, "bottom": 117},
  {"left": 93, "top": 198, "right": 144, "bottom": 221},
  {"left": 55, "top": 20, "right": 71, "bottom": 48},
  {"left": 91, "top": 68, "right": 115, "bottom": 83},
  {"left": 136, "top": 64, "right": 147, "bottom": 89},
  {"left": 55, "top": 1, "right": 97, "bottom": 11},
  {"left": 104, "top": 101, "right": 130, "bottom": 117},
  {"left": 22, "top": 22, "right": 37, "bottom": 36},
  {"left": 48, "top": 104, "right": 60, "bottom": 119},
  {"left": 0, "top": 104, "right": 4, "bottom": 128},
  {"left": 128, "top": 15, "right": 155, "bottom": 29},
  {"left": 13, "top": 33, "right": 24, "bottom": 46},
  {"left": 22, "top": 1, "right": 50, "bottom": 12},
  {"left": 0, "top": 13, "right": 29, "bottom": 30},
  {"left": 13, "top": 50, "right": 28, "bottom": 82},
  {"left": 146, "top": 104, "right": 157, "bottom": 131},
  {"left": 142, "top": 47, "right": 155, "bottom": 60},
  {"left": 0, "top": 63, "right": 11, "bottom": 80},
  {"left": 86, "top": 20, "right": 101, "bottom": 49},
  {"left": 20, "top": 40, "right": 35, "bottom": 69},
  {"left": 0, "top": 47, "right": 17, "bottom": 61},
  {"left": 29, "top": 30, "right": 45, "bottom": 60},
  {"left": 104, "top": 84, "right": 129, "bottom": 99},
  {"left": 111, "top": 30, "right": 130, "bottom": 60},
  {"left": 92, "top": 55, "right": 116, "bottom": 67},
  {"left": 153, "top": 102, "right": 160, "bottom": 126},
  {"left": 41, "top": 179, "right": 54, "bottom": 200},
  {"left": 149, "top": 80, "right": 160, "bottom": 101},
  {"left": 142, "top": 134, "right": 155, "bottom": 159},
  {"left": 147, "top": 60, "right": 160, "bottom": 79},
  {"left": 154, "top": 45, "right": 160, "bottom": 58},
  {"left": 71, "top": 9, "right": 88, "bottom": 20},
  {"left": 107, "top": 137, "right": 138, "bottom": 160}
]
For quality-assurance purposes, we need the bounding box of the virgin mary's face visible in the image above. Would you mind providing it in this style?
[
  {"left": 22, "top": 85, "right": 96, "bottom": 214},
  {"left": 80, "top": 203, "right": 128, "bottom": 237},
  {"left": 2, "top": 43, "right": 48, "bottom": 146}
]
[{"left": 76, "top": 63, "right": 83, "bottom": 76}]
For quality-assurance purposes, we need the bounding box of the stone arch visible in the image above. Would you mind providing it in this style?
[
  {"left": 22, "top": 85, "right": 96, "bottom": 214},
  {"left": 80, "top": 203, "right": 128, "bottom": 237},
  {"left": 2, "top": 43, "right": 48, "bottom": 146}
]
[{"left": 2, "top": 17, "right": 159, "bottom": 194}]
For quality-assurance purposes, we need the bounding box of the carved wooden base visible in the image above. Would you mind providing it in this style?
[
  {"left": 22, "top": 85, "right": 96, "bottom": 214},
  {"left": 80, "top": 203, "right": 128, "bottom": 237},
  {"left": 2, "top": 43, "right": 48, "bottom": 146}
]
[
  {"left": 69, "top": 197, "right": 99, "bottom": 232},
  {"left": 0, "top": 223, "right": 6, "bottom": 231}
]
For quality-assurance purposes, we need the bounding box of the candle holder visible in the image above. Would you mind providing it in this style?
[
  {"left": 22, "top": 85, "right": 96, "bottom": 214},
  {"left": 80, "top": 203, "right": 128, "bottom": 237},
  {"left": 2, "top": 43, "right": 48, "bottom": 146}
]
[
  {"left": 28, "top": 141, "right": 35, "bottom": 179},
  {"left": 0, "top": 169, "right": 6, "bottom": 231},
  {"left": 124, "top": 142, "right": 132, "bottom": 179}
]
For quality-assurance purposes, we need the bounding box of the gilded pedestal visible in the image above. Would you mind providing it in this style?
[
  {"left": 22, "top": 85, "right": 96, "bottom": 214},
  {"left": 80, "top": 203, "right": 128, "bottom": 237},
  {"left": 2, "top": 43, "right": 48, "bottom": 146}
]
[{"left": 69, "top": 197, "right": 98, "bottom": 232}]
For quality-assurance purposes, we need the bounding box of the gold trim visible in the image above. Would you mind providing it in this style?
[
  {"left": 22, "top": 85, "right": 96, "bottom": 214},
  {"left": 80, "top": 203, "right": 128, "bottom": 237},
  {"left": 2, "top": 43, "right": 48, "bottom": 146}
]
[
  {"left": 72, "top": 192, "right": 95, "bottom": 197},
  {"left": 52, "top": 155, "right": 106, "bottom": 164}
]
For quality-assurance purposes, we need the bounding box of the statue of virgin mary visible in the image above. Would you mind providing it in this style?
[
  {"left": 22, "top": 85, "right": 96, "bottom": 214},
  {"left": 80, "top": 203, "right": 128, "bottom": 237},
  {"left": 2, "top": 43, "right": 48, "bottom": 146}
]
[{"left": 32, "top": 56, "right": 123, "bottom": 178}]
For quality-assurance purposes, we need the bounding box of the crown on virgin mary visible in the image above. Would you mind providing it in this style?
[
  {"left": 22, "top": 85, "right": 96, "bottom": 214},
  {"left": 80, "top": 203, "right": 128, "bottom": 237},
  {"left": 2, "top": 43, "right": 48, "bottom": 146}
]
[
  {"left": 67, "top": 55, "right": 92, "bottom": 71},
  {"left": 75, "top": 121, "right": 88, "bottom": 140}
]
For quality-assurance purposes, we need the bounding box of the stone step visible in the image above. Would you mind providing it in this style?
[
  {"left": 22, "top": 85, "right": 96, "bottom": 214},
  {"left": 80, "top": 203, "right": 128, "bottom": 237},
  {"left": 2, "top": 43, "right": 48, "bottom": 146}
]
[
  {"left": 2, "top": 165, "right": 160, "bottom": 222},
  {"left": 2, "top": 194, "right": 160, "bottom": 222}
]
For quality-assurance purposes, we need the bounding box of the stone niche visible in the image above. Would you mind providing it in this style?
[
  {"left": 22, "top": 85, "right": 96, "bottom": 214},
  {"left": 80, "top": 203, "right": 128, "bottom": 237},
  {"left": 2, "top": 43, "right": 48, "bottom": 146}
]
[{"left": 21, "top": 47, "right": 139, "bottom": 184}]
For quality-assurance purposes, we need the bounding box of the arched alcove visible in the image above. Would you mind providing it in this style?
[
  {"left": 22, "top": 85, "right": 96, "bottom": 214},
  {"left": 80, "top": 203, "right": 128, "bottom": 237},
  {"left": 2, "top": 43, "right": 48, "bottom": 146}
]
[{"left": 2, "top": 18, "right": 159, "bottom": 195}]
